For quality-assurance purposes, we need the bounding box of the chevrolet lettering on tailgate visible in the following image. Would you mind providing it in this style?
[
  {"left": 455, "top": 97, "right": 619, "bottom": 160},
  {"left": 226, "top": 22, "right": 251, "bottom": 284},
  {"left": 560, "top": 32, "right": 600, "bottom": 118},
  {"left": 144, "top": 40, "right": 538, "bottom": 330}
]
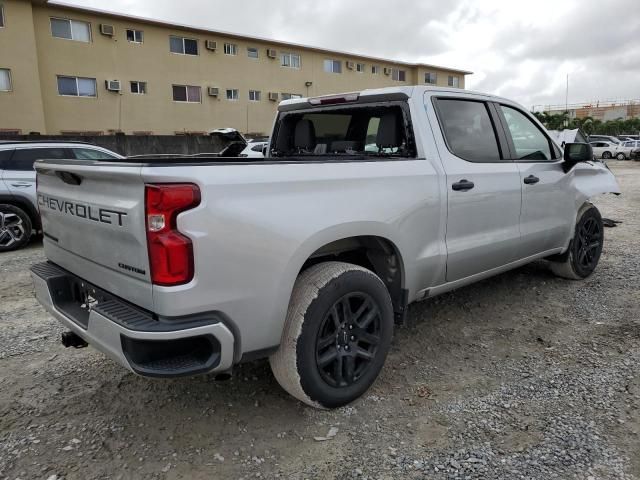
[{"left": 37, "top": 194, "right": 127, "bottom": 226}]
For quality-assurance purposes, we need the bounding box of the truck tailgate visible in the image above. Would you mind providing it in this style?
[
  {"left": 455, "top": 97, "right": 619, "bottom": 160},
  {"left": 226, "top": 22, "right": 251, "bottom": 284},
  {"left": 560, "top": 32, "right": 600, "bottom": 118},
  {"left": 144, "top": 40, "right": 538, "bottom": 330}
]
[{"left": 35, "top": 160, "right": 153, "bottom": 310}]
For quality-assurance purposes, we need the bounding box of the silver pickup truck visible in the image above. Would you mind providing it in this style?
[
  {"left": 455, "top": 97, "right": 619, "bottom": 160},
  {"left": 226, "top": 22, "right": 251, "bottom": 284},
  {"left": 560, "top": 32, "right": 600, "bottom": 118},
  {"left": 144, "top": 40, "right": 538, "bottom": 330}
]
[{"left": 31, "top": 86, "right": 620, "bottom": 408}]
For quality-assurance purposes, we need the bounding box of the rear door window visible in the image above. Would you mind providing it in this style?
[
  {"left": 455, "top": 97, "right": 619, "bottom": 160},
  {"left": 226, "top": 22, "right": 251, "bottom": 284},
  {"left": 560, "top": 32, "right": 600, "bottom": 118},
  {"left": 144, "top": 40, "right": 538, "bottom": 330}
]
[
  {"left": 435, "top": 99, "right": 502, "bottom": 162},
  {"left": 500, "top": 106, "right": 555, "bottom": 161},
  {"left": 7, "top": 148, "right": 69, "bottom": 171}
]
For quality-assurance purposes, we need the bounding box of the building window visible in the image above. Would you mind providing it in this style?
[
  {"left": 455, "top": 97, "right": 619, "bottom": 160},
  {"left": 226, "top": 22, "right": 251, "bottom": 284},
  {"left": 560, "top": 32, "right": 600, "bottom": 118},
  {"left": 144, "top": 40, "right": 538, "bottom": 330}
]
[
  {"left": 224, "top": 43, "right": 237, "bottom": 55},
  {"left": 130, "top": 81, "right": 147, "bottom": 94},
  {"left": 226, "top": 89, "right": 239, "bottom": 101},
  {"left": 372, "top": 65, "right": 380, "bottom": 75},
  {"left": 392, "top": 69, "right": 406, "bottom": 82},
  {"left": 57, "top": 76, "right": 97, "bottom": 97},
  {"left": 126, "top": 29, "right": 143, "bottom": 43},
  {"left": 356, "top": 63, "right": 365, "bottom": 73},
  {"left": 281, "top": 52, "right": 301, "bottom": 68},
  {"left": 0, "top": 4, "right": 5, "bottom": 28},
  {"left": 324, "top": 59, "right": 342, "bottom": 74},
  {"left": 50, "top": 18, "right": 91, "bottom": 42},
  {"left": 0, "top": 69, "right": 12, "bottom": 92},
  {"left": 170, "top": 35, "right": 198, "bottom": 55},
  {"left": 425, "top": 72, "right": 437, "bottom": 84},
  {"left": 448, "top": 75, "right": 460, "bottom": 88},
  {"left": 247, "top": 47, "right": 259, "bottom": 59},
  {"left": 248, "top": 90, "right": 261, "bottom": 101},
  {"left": 172, "top": 84, "right": 201, "bottom": 103}
]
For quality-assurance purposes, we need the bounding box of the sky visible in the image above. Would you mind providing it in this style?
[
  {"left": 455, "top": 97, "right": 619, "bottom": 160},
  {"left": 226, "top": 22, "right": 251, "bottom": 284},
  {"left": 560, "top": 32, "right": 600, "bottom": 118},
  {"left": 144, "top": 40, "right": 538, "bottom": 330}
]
[{"left": 60, "top": 0, "right": 639, "bottom": 110}]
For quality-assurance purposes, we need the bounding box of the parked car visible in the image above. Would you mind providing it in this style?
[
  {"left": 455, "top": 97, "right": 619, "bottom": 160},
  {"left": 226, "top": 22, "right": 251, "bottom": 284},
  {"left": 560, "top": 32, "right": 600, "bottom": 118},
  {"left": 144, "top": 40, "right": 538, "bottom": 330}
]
[
  {"left": 240, "top": 138, "right": 269, "bottom": 158},
  {"left": 589, "top": 141, "right": 630, "bottom": 160},
  {"left": 622, "top": 140, "right": 640, "bottom": 159},
  {"left": 0, "top": 141, "right": 123, "bottom": 252},
  {"left": 588, "top": 135, "right": 621, "bottom": 145},
  {"left": 31, "top": 87, "right": 619, "bottom": 408}
]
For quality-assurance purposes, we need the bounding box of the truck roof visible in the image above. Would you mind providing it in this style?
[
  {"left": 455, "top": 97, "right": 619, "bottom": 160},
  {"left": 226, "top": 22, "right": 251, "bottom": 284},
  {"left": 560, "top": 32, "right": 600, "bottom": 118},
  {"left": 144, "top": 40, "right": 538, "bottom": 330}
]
[{"left": 279, "top": 85, "right": 510, "bottom": 110}]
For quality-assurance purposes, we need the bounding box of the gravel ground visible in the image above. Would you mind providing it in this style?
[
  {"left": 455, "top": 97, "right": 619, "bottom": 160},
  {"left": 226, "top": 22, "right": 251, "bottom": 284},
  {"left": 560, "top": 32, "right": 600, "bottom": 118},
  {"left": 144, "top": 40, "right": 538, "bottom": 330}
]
[{"left": 0, "top": 161, "right": 638, "bottom": 480}]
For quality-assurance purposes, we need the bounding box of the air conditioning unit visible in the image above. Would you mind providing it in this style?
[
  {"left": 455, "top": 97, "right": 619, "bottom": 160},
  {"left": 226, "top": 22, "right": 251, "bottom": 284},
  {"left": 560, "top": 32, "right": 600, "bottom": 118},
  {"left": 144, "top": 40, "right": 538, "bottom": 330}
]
[
  {"left": 268, "top": 92, "right": 279, "bottom": 101},
  {"left": 383, "top": 67, "right": 392, "bottom": 75},
  {"left": 346, "top": 61, "right": 355, "bottom": 70},
  {"left": 105, "top": 80, "right": 121, "bottom": 92},
  {"left": 100, "top": 24, "right": 115, "bottom": 36},
  {"left": 205, "top": 40, "right": 217, "bottom": 51},
  {"left": 267, "top": 49, "right": 277, "bottom": 59},
  {"left": 207, "top": 87, "right": 219, "bottom": 97}
]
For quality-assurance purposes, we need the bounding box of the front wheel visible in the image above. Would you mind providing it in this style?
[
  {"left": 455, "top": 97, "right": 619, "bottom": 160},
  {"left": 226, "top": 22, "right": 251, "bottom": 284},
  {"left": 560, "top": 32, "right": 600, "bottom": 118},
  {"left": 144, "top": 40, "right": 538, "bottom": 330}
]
[
  {"left": 270, "top": 262, "right": 394, "bottom": 408},
  {"left": 550, "top": 203, "right": 603, "bottom": 280},
  {"left": 616, "top": 152, "right": 626, "bottom": 160},
  {"left": 0, "top": 204, "right": 32, "bottom": 252}
]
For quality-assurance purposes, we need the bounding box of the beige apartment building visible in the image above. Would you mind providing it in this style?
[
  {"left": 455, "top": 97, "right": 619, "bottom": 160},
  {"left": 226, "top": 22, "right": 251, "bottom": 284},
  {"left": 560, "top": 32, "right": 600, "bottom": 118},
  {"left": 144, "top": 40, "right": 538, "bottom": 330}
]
[{"left": 0, "top": 0, "right": 471, "bottom": 136}]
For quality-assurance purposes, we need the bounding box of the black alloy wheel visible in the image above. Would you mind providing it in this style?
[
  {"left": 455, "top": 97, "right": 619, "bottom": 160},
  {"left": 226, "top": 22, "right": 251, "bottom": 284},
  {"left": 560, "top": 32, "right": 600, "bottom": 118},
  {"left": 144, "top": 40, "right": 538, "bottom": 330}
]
[{"left": 315, "top": 293, "right": 381, "bottom": 388}]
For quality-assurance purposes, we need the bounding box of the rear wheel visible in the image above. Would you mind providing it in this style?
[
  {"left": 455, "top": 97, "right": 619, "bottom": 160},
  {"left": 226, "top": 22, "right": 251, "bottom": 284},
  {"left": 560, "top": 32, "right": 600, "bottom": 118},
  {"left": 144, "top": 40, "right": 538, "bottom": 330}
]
[
  {"left": 550, "top": 203, "right": 603, "bottom": 280},
  {"left": 602, "top": 151, "right": 612, "bottom": 159},
  {"left": 269, "top": 262, "right": 394, "bottom": 408},
  {"left": 0, "top": 204, "right": 32, "bottom": 252},
  {"left": 616, "top": 152, "right": 626, "bottom": 160}
]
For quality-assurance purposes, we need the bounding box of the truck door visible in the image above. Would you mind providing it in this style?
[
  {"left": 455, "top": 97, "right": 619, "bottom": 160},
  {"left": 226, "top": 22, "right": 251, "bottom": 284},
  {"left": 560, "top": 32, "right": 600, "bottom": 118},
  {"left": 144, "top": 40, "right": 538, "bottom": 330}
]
[
  {"left": 495, "top": 104, "right": 574, "bottom": 257},
  {"left": 428, "top": 96, "right": 522, "bottom": 282}
]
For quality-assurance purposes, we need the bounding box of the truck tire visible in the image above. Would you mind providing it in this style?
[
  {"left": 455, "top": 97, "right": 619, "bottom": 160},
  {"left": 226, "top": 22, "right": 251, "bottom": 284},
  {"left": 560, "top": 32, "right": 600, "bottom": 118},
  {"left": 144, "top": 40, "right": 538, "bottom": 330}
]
[
  {"left": 0, "top": 204, "right": 32, "bottom": 252},
  {"left": 550, "top": 203, "right": 603, "bottom": 280},
  {"left": 269, "top": 262, "right": 394, "bottom": 408}
]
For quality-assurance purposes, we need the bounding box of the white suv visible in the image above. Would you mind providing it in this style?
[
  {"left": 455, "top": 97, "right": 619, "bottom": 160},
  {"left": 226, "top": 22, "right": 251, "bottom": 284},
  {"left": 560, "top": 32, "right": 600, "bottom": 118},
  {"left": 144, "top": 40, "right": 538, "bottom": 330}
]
[{"left": 0, "top": 141, "right": 123, "bottom": 252}]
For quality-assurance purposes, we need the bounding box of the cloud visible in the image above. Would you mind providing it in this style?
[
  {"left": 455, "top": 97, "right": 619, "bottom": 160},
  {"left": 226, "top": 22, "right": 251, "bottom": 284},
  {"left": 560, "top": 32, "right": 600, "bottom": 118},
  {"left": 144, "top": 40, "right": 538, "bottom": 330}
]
[{"left": 58, "top": 0, "right": 640, "bottom": 108}]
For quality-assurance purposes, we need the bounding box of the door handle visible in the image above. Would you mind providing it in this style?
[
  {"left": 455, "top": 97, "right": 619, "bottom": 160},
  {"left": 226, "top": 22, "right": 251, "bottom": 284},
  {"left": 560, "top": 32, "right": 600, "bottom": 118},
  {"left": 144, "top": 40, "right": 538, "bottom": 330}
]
[
  {"left": 523, "top": 175, "right": 540, "bottom": 185},
  {"left": 11, "top": 182, "right": 32, "bottom": 188},
  {"left": 452, "top": 179, "right": 475, "bottom": 191}
]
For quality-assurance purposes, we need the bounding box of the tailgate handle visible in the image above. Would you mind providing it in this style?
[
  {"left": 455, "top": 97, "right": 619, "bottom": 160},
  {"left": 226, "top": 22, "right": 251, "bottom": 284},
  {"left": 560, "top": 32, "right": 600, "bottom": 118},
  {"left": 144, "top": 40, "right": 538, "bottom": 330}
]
[{"left": 56, "top": 171, "right": 83, "bottom": 186}]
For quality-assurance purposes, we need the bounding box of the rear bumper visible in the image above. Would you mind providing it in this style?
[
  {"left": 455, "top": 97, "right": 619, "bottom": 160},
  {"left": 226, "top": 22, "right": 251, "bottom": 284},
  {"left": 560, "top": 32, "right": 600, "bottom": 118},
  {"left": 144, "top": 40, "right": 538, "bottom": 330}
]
[{"left": 31, "top": 262, "right": 235, "bottom": 377}]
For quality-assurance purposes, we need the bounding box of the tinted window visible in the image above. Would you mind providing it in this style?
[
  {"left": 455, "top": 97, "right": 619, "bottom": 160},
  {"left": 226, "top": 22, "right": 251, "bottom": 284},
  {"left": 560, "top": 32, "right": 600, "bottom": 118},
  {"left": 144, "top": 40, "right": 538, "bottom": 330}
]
[
  {"left": 500, "top": 106, "right": 553, "bottom": 161},
  {"left": 71, "top": 148, "right": 119, "bottom": 160},
  {"left": 8, "top": 148, "right": 68, "bottom": 171},
  {"left": 0, "top": 149, "right": 15, "bottom": 169},
  {"left": 436, "top": 99, "right": 501, "bottom": 162}
]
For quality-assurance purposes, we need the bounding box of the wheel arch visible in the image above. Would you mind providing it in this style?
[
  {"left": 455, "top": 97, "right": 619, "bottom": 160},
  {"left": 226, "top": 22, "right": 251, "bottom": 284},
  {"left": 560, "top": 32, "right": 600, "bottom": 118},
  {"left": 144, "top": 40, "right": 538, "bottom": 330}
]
[{"left": 284, "top": 225, "right": 409, "bottom": 325}]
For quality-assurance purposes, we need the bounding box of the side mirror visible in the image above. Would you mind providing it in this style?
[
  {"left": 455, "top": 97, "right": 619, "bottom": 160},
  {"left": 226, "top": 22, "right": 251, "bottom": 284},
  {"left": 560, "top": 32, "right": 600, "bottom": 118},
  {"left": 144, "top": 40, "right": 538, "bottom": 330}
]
[{"left": 563, "top": 142, "right": 593, "bottom": 172}]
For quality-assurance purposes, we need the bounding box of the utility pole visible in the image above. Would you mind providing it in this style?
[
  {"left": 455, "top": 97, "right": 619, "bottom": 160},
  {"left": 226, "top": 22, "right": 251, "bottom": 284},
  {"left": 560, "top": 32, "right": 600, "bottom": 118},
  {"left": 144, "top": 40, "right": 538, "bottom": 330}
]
[{"left": 564, "top": 74, "right": 569, "bottom": 128}]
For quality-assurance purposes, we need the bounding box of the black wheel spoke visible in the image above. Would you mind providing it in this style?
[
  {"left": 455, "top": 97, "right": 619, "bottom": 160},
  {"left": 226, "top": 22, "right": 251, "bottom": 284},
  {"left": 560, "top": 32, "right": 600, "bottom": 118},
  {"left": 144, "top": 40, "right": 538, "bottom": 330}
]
[
  {"left": 357, "top": 306, "right": 379, "bottom": 329},
  {"left": 344, "top": 355, "right": 355, "bottom": 383},
  {"left": 339, "top": 297, "right": 353, "bottom": 323},
  {"left": 330, "top": 305, "right": 341, "bottom": 330},
  {"left": 333, "top": 354, "right": 344, "bottom": 384},
  {"left": 355, "top": 347, "right": 374, "bottom": 361},
  {"left": 318, "top": 348, "right": 338, "bottom": 367},
  {"left": 352, "top": 298, "right": 371, "bottom": 323},
  {"left": 356, "top": 330, "right": 380, "bottom": 346},
  {"left": 317, "top": 334, "right": 335, "bottom": 350}
]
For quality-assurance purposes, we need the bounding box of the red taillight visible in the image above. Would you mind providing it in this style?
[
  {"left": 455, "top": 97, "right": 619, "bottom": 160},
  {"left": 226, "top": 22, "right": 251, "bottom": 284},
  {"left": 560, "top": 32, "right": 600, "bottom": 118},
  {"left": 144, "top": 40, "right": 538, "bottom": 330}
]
[{"left": 145, "top": 183, "right": 201, "bottom": 286}]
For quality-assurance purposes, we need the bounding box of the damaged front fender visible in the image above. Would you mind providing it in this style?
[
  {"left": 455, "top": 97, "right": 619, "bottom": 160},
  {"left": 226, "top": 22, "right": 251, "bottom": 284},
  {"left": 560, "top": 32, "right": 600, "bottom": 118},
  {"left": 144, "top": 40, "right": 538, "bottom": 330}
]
[{"left": 569, "top": 161, "right": 621, "bottom": 209}]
